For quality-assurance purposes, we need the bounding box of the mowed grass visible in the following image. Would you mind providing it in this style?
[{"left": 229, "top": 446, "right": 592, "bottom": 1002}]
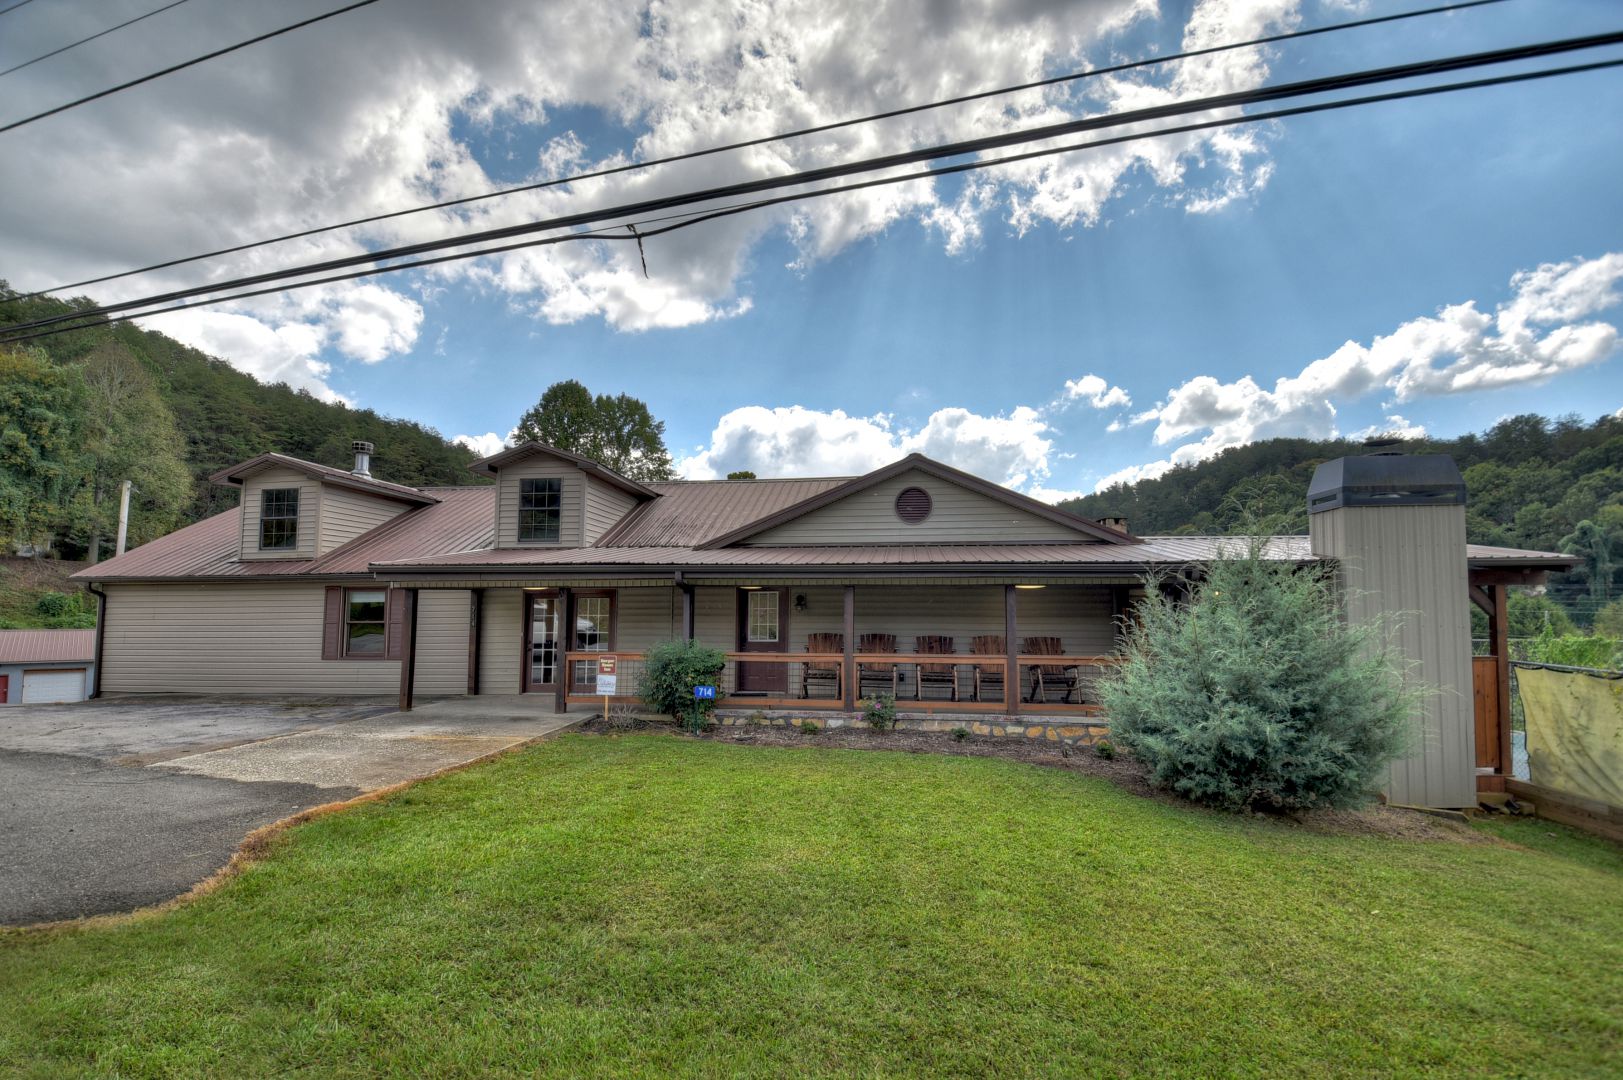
[{"left": 1, "top": 735, "right": 1619, "bottom": 1078}]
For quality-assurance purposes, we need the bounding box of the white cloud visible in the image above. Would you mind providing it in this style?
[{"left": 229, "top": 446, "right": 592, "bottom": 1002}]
[
  {"left": 151, "top": 309, "right": 342, "bottom": 403},
  {"left": 453, "top": 431, "right": 510, "bottom": 458},
  {"left": 4, "top": 0, "right": 1302, "bottom": 394},
  {"left": 1061, "top": 374, "right": 1131, "bottom": 409},
  {"left": 1094, "top": 253, "right": 1623, "bottom": 490},
  {"left": 677, "top": 402, "right": 1058, "bottom": 492},
  {"left": 1351, "top": 415, "right": 1427, "bottom": 441}
]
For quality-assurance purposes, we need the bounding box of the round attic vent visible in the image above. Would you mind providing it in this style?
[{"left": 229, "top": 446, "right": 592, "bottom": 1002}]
[{"left": 895, "top": 486, "right": 932, "bottom": 524}]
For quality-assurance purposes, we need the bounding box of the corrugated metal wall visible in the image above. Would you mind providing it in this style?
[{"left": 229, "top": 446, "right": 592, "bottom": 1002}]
[{"left": 1311, "top": 504, "right": 1475, "bottom": 808}]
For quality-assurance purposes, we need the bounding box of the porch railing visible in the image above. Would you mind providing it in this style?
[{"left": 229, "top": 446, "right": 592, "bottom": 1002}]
[{"left": 563, "top": 650, "right": 1117, "bottom": 715}]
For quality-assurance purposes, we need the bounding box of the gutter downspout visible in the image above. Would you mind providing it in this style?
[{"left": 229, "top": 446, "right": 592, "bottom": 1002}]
[{"left": 87, "top": 584, "right": 107, "bottom": 699}]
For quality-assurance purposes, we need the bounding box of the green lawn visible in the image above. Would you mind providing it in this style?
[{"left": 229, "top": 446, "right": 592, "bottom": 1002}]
[{"left": 2, "top": 735, "right": 1619, "bottom": 1078}]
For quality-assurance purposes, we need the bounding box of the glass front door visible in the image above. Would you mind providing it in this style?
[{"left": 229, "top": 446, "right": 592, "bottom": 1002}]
[{"left": 527, "top": 594, "right": 560, "bottom": 691}]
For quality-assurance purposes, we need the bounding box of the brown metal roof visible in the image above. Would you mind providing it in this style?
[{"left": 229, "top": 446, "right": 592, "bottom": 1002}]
[
  {"left": 598, "top": 477, "right": 851, "bottom": 546},
  {"left": 467, "top": 441, "right": 660, "bottom": 499},
  {"left": 73, "top": 487, "right": 494, "bottom": 583},
  {"left": 209, "top": 452, "right": 439, "bottom": 505},
  {"left": 0, "top": 629, "right": 96, "bottom": 663}
]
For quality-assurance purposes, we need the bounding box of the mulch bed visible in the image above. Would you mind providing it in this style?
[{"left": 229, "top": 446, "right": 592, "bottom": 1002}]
[{"left": 571, "top": 715, "right": 1488, "bottom": 844}]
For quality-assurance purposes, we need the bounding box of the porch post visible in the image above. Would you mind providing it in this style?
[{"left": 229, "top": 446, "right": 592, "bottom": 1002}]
[
  {"left": 675, "top": 572, "right": 694, "bottom": 640},
  {"left": 466, "top": 589, "right": 482, "bottom": 695},
  {"left": 1490, "top": 584, "right": 1512, "bottom": 779},
  {"left": 398, "top": 588, "right": 419, "bottom": 712},
  {"left": 1005, "top": 584, "right": 1020, "bottom": 716},
  {"left": 555, "top": 586, "right": 572, "bottom": 715},
  {"left": 842, "top": 585, "right": 856, "bottom": 711}
]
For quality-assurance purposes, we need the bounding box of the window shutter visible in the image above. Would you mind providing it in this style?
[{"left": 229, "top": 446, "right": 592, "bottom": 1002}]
[
  {"left": 322, "top": 586, "right": 345, "bottom": 660},
  {"left": 386, "top": 588, "right": 406, "bottom": 660}
]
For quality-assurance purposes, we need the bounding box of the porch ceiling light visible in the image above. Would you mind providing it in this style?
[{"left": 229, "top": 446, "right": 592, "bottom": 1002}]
[
  {"left": 1015, "top": 584, "right": 1046, "bottom": 589},
  {"left": 739, "top": 585, "right": 762, "bottom": 590}
]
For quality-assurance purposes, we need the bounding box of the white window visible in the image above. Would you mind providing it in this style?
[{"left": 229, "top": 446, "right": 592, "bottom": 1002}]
[{"left": 747, "top": 591, "right": 780, "bottom": 643}]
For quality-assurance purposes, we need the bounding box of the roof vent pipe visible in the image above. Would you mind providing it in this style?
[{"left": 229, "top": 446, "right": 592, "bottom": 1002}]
[{"left": 351, "top": 440, "right": 374, "bottom": 478}]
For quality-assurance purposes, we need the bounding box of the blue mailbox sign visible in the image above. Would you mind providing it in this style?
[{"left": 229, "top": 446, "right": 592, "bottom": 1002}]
[{"left": 693, "top": 685, "right": 717, "bottom": 700}]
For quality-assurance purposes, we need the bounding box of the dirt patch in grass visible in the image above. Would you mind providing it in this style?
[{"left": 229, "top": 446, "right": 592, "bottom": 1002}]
[{"left": 575, "top": 714, "right": 1485, "bottom": 844}]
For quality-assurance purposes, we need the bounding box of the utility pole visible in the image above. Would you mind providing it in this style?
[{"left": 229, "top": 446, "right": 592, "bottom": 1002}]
[{"left": 114, "top": 480, "right": 132, "bottom": 557}]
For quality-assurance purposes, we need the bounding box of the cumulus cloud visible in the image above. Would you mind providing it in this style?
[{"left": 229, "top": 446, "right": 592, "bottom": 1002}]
[
  {"left": 1351, "top": 415, "right": 1427, "bottom": 441},
  {"left": 1094, "top": 253, "right": 1623, "bottom": 490},
  {"left": 678, "top": 403, "right": 1058, "bottom": 493},
  {"left": 4, "top": 0, "right": 1300, "bottom": 398},
  {"left": 453, "top": 431, "right": 511, "bottom": 458},
  {"left": 1061, "top": 374, "right": 1132, "bottom": 409}
]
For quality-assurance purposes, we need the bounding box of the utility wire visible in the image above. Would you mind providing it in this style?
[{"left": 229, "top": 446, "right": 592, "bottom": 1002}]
[
  {"left": 16, "top": 0, "right": 1511, "bottom": 299},
  {"left": 0, "top": 0, "right": 381, "bottom": 134},
  {"left": 0, "top": 0, "right": 42, "bottom": 17},
  {"left": 0, "top": 0, "right": 194, "bottom": 79},
  {"left": 5, "top": 55, "right": 1617, "bottom": 347},
  {"left": 4, "top": 28, "right": 1618, "bottom": 338}
]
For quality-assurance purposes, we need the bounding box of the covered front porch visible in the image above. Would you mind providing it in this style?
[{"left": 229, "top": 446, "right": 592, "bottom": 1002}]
[{"left": 392, "top": 576, "right": 1144, "bottom": 721}]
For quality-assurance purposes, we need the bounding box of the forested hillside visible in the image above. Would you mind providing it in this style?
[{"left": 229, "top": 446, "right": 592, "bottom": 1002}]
[
  {"left": 0, "top": 285, "right": 478, "bottom": 564},
  {"left": 1062, "top": 413, "right": 1623, "bottom": 628}
]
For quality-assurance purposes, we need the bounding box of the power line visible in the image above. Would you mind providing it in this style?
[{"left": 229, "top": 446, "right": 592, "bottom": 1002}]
[
  {"left": 16, "top": 0, "right": 1511, "bottom": 300},
  {"left": 6, "top": 55, "right": 1617, "bottom": 346},
  {"left": 0, "top": 0, "right": 194, "bottom": 79},
  {"left": 4, "top": 28, "right": 1618, "bottom": 339},
  {"left": 0, "top": 0, "right": 381, "bottom": 134},
  {"left": 0, "top": 0, "right": 43, "bottom": 17}
]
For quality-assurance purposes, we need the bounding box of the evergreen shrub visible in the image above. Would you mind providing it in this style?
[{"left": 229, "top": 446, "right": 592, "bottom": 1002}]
[
  {"left": 643, "top": 640, "right": 727, "bottom": 732},
  {"left": 1099, "top": 539, "right": 1414, "bottom": 812}
]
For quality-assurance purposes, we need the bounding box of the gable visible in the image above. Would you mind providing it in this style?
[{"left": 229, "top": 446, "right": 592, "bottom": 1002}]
[{"left": 740, "top": 468, "right": 1108, "bottom": 546}]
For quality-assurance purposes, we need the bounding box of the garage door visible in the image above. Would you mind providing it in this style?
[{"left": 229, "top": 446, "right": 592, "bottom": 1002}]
[{"left": 21, "top": 669, "right": 86, "bottom": 704}]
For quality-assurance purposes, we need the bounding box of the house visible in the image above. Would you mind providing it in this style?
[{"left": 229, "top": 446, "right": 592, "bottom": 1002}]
[
  {"left": 72, "top": 441, "right": 1574, "bottom": 808},
  {"left": 0, "top": 629, "right": 96, "bottom": 704}
]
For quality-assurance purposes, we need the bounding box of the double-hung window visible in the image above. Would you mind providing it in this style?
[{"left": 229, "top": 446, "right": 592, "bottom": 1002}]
[
  {"left": 571, "top": 593, "right": 613, "bottom": 689},
  {"left": 345, "top": 589, "right": 388, "bottom": 657},
  {"left": 259, "top": 488, "right": 300, "bottom": 550},
  {"left": 519, "top": 478, "right": 562, "bottom": 542}
]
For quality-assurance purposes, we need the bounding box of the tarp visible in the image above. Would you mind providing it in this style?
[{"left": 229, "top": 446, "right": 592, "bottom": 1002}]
[{"left": 1517, "top": 665, "right": 1623, "bottom": 807}]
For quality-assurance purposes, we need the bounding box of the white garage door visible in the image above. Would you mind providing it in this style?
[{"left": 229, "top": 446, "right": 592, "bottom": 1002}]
[{"left": 21, "top": 669, "right": 86, "bottom": 704}]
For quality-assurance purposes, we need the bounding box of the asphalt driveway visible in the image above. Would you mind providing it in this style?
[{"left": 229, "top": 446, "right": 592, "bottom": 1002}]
[{"left": 1, "top": 697, "right": 576, "bottom": 926}]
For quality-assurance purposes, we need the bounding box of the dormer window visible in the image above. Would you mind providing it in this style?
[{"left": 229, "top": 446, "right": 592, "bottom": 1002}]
[
  {"left": 259, "top": 488, "right": 300, "bottom": 550},
  {"left": 519, "top": 478, "right": 562, "bottom": 542}
]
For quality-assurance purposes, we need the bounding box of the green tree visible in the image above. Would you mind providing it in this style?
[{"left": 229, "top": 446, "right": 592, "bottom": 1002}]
[
  {"left": 1098, "top": 539, "right": 1414, "bottom": 812},
  {"left": 61, "top": 343, "right": 194, "bottom": 563},
  {"left": 726, "top": 470, "right": 757, "bottom": 480},
  {"left": 512, "top": 379, "right": 676, "bottom": 480},
  {"left": 0, "top": 347, "right": 83, "bottom": 552},
  {"left": 1594, "top": 598, "right": 1623, "bottom": 638}
]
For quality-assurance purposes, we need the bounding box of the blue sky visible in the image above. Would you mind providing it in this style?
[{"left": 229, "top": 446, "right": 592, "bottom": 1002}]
[{"left": 3, "top": 0, "right": 1621, "bottom": 495}]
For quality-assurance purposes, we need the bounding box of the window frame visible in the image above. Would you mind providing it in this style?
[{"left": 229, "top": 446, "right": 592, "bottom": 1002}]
[
  {"left": 343, "top": 587, "right": 389, "bottom": 659},
  {"left": 258, "top": 487, "right": 301, "bottom": 551},
  {"left": 568, "top": 590, "right": 617, "bottom": 692},
  {"left": 517, "top": 477, "right": 563, "bottom": 543},
  {"left": 745, "top": 590, "right": 781, "bottom": 643}
]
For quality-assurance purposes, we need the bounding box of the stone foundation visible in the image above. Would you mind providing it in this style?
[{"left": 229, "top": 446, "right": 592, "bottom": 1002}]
[{"left": 712, "top": 709, "right": 1108, "bottom": 747}]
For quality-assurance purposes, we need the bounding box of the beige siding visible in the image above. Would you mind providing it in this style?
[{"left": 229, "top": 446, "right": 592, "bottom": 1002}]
[
  {"left": 745, "top": 469, "right": 1098, "bottom": 546},
  {"left": 100, "top": 583, "right": 397, "bottom": 695},
  {"left": 478, "top": 589, "right": 524, "bottom": 694},
  {"left": 415, "top": 590, "right": 470, "bottom": 695},
  {"left": 614, "top": 586, "right": 679, "bottom": 653},
  {"left": 584, "top": 478, "right": 639, "bottom": 544},
  {"left": 238, "top": 467, "right": 318, "bottom": 560},
  {"left": 1311, "top": 504, "right": 1475, "bottom": 808},
  {"left": 494, "top": 457, "right": 584, "bottom": 548},
  {"left": 318, "top": 486, "right": 409, "bottom": 554}
]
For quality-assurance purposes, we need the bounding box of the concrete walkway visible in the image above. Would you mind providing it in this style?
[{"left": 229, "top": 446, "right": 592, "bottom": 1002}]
[{"left": 1, "top": 697, "right": 578, "bottom": 925}]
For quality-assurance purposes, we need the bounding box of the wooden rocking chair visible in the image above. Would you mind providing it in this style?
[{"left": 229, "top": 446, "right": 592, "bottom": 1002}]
[
  {"left": 1023, "top": 636, "right": 1084, "bottom": 704},
  {"left": 914, "top": 636, "right": 957, "bottom": 701},
  {"left": 801, "top": 633, "right": 843, "bottom": 699},
  {"left": 858, "top": 633, "right": 899, "bottom": 699},
  {"left": 970, "top": 635, "right": 1006, "bottom": 704}
]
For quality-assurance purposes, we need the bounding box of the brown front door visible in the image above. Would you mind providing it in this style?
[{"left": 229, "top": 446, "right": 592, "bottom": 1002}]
[
  {"left": 737, "top": 588, "right": 789, "bottom": 694},
  {"left": 524, "top": 592, "right": 561, "bottom": 693}
]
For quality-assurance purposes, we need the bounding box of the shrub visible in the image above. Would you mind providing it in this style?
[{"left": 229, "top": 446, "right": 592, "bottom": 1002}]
[
  {"left": 35, "top": 591, "right": 79, "bottom": 617},
  {"left": 1098, "top": 538, "right": 1415, "bottom": 812},
  {"left": 1093, "top": 739, "right": 1116, "bottom": 760},
  {"left": 1522, "top": 626, "right": 1622, "bottom": 670},
  {"left": 799, "top": 720, "right": 820, "bottom": 735},
  {"left": 643, "top": 639, "right": 727, "bottom": 733},
  {"left": 862, "top": 694, "right": 897, "bottom": 731},
  {"left": 951, "top": 727, "right": 970, "bottom": 742}
]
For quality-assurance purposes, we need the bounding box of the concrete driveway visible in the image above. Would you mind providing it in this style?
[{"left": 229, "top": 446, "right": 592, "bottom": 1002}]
[{"left": 0, "top": 697, "right": 577, "bottom": 926}]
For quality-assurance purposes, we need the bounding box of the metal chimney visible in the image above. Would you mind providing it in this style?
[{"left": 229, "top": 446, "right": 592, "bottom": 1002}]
[{"left": 351, "top": 440, "right": 374, "bottom": 478}]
